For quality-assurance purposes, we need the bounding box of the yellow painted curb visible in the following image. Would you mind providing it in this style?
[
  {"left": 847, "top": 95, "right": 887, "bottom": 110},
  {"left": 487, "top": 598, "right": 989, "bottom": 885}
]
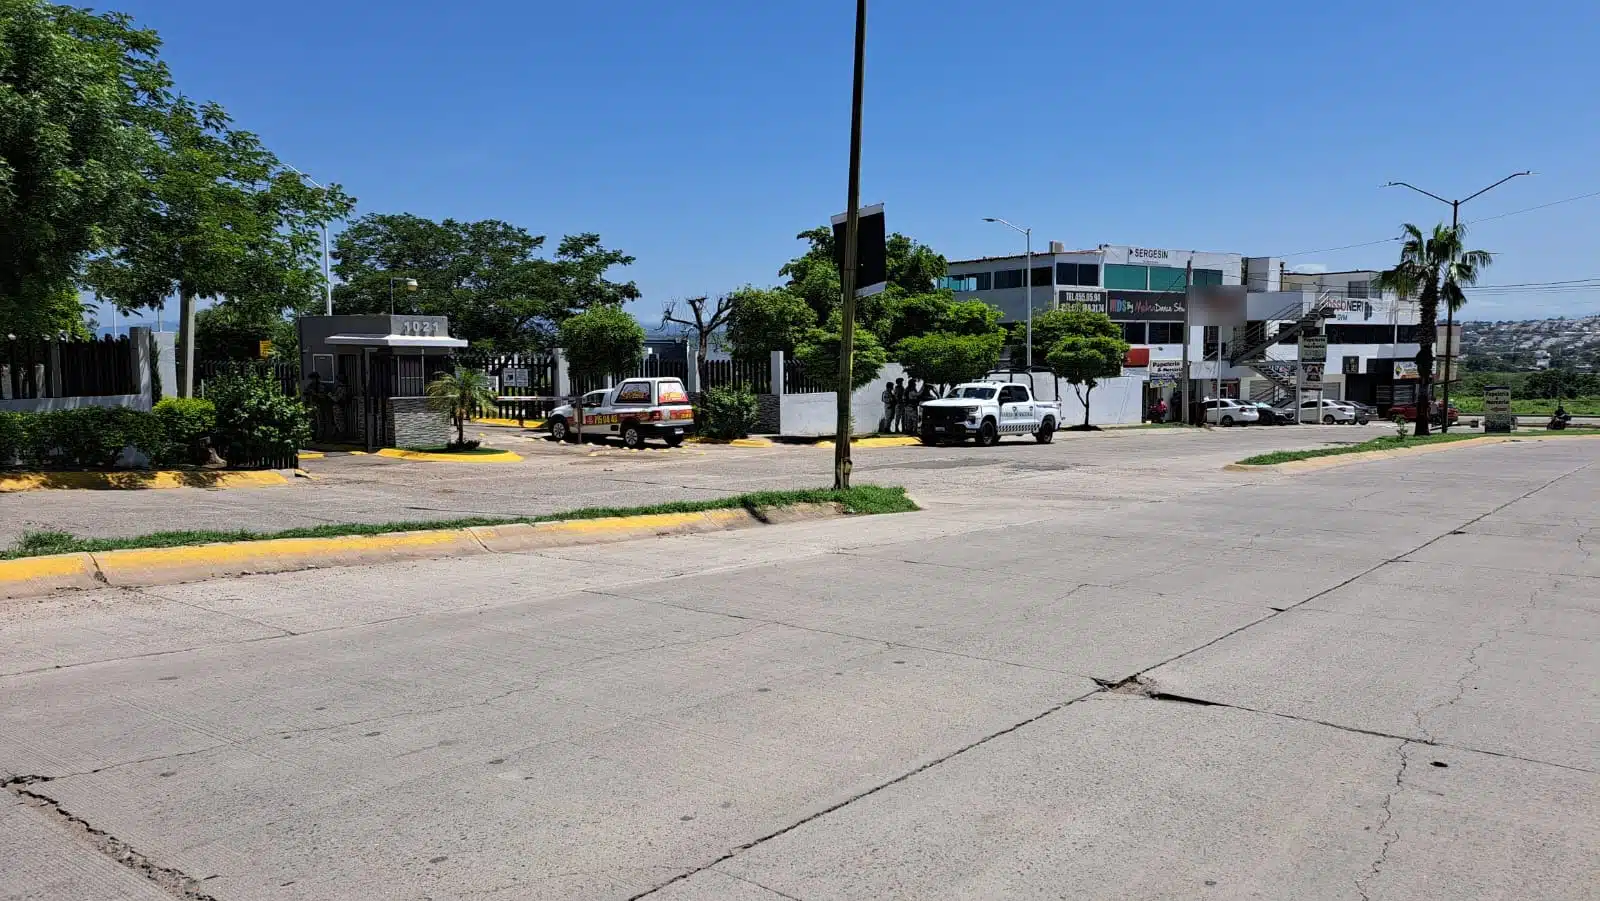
[
  {"left": 472, "top": 417, "right": 545, "bottom": 429},
  {"left": 0, "top": 554, "right": 102, "bottom": 596},
  {"left": 812, "top": 436, "right": 923, "bottom": 448},
  {"left": 0, "top": 470, "right": 288, "bottom": 493},
  {"left": 685, "top": 437, "right": 774, "bottom": 447},
  {"left": 1225, "top": 433, "right": 1600, "bottom": 474},
  {"left": 375, "top": 448, "right": 523, "bottom": 463},
  {"left": 0, "top": 503, "right": 848, "bottom": 599},
  {"left": 297, "top": 451, "right": 326, "bottom": 460}
]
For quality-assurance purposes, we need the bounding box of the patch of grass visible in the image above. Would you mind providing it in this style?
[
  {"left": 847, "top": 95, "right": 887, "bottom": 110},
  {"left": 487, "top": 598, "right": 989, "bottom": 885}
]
[
  {"left": 1452, "top": 395, "right": 1600, "bottom": 416},
  {"left": 1, "top": 486, "right": 917, "bottom": 560},
  {"left": 1237, "top": 433, "right": 1485, "bottom": 466}
]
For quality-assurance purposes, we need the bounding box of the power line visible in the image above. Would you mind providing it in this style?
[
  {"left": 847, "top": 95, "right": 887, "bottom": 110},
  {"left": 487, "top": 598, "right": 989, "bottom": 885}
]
[{"left": 1276, "top": 187, "right": 1600, "bottom": 258}]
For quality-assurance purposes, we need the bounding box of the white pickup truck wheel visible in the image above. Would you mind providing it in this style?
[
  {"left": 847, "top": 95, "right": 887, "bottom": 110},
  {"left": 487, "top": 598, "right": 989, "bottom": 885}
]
[
  {"left": 1034, "top": 418, "right": 1055, "bottom": 444},
  {"left": 977, "top": 419, "right": 1000, "bottom": 446},
  {"left": 550, "top": 417, "right": 572, "bottom": 442}
]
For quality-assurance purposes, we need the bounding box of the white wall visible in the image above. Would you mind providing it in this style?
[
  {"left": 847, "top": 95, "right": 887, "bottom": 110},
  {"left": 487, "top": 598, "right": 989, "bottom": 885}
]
[
  {"left": 0, "top": 393, "right": 151, "bottom": 414},
  {"left": 1057, "top": 376, "right": 1143, "bottom": 426},
  {"left": 780, "top": 362, "right": 907, "bottom": 437}
]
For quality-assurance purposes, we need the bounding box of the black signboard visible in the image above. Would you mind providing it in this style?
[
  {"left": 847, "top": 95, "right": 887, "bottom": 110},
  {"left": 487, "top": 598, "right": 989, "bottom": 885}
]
[
  {"left": 831, "top": 203, "right": 886, "bottom": 297},
  {"left": 1106, "top": 290, "right": 1186, "bottom": 321}
]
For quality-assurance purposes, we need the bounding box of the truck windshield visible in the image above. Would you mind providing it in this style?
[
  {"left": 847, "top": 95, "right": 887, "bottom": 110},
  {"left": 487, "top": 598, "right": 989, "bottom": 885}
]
[{"left": 949, "top": 386, "right": 996, "bottom": 400}]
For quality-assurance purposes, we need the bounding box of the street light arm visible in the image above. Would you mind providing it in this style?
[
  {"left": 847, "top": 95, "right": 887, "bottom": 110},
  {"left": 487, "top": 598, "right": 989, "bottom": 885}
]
[
  {"left": 1383, "top": 181, "right": 1452, "bottom": 205},
  {"left": 1460, "top": 171, "right": 1533, "bottom": 205},
  {"left": 982, "top": 216, "right": 1029, "bottom": 237}
]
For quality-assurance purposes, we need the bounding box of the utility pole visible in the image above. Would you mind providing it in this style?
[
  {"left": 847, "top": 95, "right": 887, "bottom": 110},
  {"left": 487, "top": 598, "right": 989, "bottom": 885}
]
[
  {"left": 1385, "top": 171, "right": 1530, "bottom": 432},
  {"left": 834, "top": 0, "right": 867, "bottom": 490},
  {"left": 1181, "top": 259, "right": 1192, "bottom": 424}
]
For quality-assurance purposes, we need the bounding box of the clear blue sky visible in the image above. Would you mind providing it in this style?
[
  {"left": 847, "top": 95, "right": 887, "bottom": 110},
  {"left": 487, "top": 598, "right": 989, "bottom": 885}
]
[{"left": 103, "top": 0, "right": 1600, "bottom": 326}]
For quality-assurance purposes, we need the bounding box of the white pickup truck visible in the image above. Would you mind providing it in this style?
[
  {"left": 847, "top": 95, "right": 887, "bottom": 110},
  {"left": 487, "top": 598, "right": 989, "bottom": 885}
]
[
  {"left": 917, "top": 380, "right": 1061, "bottom": 446},
  {"left": 546, "top": 376, "right": 695, "bottom": 449}
]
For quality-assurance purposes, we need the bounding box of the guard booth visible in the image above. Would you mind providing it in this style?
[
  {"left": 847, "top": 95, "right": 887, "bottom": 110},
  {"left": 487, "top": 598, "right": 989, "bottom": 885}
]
[{"left": 297, "top": 315, "right": 468, "bottom": 451}]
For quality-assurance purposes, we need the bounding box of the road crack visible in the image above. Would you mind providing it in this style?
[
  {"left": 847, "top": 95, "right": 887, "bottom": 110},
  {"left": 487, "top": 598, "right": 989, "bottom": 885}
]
[
  {"left": 1355, "top": 740, "right": 1411, "bottom": 901},
  {"left": 3, "top": 774, "right": 221, "bottom": 900}
]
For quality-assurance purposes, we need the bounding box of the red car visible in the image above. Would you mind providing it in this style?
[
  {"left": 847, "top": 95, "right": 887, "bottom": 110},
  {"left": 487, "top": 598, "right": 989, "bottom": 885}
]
[{"left": 1387, "top": 401, "right": 1459, "bottom": 425}]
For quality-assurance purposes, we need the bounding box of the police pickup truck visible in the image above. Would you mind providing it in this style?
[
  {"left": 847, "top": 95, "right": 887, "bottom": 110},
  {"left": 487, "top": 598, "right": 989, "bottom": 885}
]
[
  {"left": 918, "top": 380, "right": 1061, "bottom": 446},
  {"left": 546, "top": 376, "right": 695, "bottom": 449}
]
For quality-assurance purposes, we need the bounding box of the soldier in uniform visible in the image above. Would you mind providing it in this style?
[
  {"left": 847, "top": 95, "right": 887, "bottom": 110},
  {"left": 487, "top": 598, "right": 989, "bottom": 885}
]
[
  {"left": 900, "top": 378, "right": 920, "bottom": 434},
  {"left": 879, "top": 380, "right": 896, "bottom": 433}
]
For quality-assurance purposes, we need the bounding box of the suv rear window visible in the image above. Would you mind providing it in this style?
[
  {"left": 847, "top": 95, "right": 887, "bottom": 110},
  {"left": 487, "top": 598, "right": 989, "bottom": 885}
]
[
  {"left": 657, "top": 380, "right": 688, "bottom": 404},
  {"left": 615, "top": 380, "right": 652, "bottom": 404}
]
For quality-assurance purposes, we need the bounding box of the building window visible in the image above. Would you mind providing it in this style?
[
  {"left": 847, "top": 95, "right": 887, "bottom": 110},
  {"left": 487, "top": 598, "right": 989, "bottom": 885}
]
[
  {"left": 1105, "top": 264, "right": 1148, "bottom": 290},
  {"left": 1193, "top": 268, "right": 1224, "bottom": 287},
  {"left": 993, "top": 269, "right": 1023, "bottom": 290},
  {"left": 1147, "top": 322, "right": 1184, "bottom": 344},
  {"left": 1120, "top": 322, "right": 1147, "bottom": 344},
  {"left": 1343, "top": 355, "right": 1361, "bottom": 374},
  {"left": 1147, "top": 266, "right": 1188, "bottom": 292},
  {"left": 1030, "top": 266, "right": 1054, "bottom": 288},
  {"left": 1055, "top": 262, "right": 1101, "bottom": 286},
  {"left": 970, "top": 272, "right": 991, "bottom": 291},
  {"left": 1347, "top": 280, "right": 1370, "bottom": 299}
]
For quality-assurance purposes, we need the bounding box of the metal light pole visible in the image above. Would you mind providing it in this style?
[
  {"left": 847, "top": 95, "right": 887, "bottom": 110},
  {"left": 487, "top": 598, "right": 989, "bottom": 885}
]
[
  {"left": 284, "top": 164, "right": 335, "bottom": 316},
  {"left": 389, "top": 277, "right": 418, "bottom": 315},
  {"left": 1385, "top": 171, "right": 1530, "bottom": 432},
  {"left": 983, "top": 218, "right": 1033, "bottom": 368},
  {"left": 834, "top": 0, "right": 867, "bottom": 491}
]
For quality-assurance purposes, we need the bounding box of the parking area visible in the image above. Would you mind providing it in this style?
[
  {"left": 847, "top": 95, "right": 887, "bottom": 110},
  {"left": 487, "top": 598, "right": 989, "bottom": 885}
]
[{"left": 0, "top": 423, "right": 1399, "bottom": 545}]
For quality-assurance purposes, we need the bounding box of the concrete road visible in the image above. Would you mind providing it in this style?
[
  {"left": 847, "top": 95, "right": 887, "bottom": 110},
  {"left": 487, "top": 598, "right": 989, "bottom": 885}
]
[
  {"left": 0, "top": 422, "right": 1396, "bottom": 545},
  {"left": 1, "top": 436, "right": 1595, "bottom": 900}
]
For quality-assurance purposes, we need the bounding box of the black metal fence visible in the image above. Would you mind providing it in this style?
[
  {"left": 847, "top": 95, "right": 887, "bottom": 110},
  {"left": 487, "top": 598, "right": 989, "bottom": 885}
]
[
  {"left": 3, "top": 335, "right": 134, "bottom": 400},
  {"left": 572, "top": 356, "right": 688, "bottom": 396},
  {"left": 461, "top": 351, "right": 559, "bottom": 421},
  {"left": 196, "top": 360, "right": 299, "bottom": 399},
  {"left": 783, "top": 358, "right": 833, "bottom": 394},
  {"left": 701, "top": 358, "right": 772, "bottom": 393}
]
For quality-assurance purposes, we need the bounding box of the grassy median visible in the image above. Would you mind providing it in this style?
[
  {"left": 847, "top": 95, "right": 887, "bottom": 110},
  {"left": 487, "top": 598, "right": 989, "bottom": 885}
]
[
  {"left": 1237, "top": 433, "right": 1486, "bottom": 466},
  {"left": 2, "top": 485, "right": 917, "bottom": 560}
]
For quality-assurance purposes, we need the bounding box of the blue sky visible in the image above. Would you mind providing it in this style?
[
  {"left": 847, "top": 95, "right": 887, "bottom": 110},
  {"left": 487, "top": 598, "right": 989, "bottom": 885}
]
[{"left": 100, "top": 0, "right": 1600, "bottom": 327}]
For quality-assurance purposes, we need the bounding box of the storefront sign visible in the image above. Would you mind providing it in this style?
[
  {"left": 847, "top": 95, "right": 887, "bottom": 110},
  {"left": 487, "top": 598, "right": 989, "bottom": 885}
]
[
  {"left": 1107, "top": 291, "right": 1185, "bottom": 320},
  {"left": 1057, "top": 290, "right": 1106, "bottom": 312},
  {"left": 1484, "top": 385, "right": 1513, "bottom": 433},
  {"left": 1299, "top": 335, "right": 1328, "bottom": 362},
  {"left": 1127, "top": 247, "right": 1171, "bottom": 264},
  {"left": 1302, "top": 363, "right": 1325, "bottom": 386},
  {"left": 1393, "top": 361, "right": 1420, "bottom": 380},
  {"left": 1148, "top": 359, "right": 1182, "bottom": 386},
  {"left": 502, "top": 368, "right": 530, "bottom": 389}
]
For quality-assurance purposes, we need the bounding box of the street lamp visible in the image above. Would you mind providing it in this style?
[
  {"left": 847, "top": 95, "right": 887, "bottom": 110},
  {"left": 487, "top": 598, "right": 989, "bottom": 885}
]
[
  {"left": 284, "top": 164, "right": 335, "bottom": 316},
  {"left": 1384, "top": 171, "right": 1531, "bottom": 432},
  {"left": 389, "top": 277, "right": 418, "bottom": 315},
  {"left": 983, "top": 217, "right": 1033, "bottom": 368}
]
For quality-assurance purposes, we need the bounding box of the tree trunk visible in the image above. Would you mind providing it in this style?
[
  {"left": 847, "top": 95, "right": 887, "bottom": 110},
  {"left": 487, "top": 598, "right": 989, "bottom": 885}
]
[
  {"left": 1083, "top": 384, "right": 1093, "bottom": 428},
  {"left": 177, "top": 287, "right": 196, "bottom": 398},
  {"left": 1414, "top": 283, "right": 1438, "bottom": 437},
  {"left": 456, "top": 412, "right": 465, "bottom": 447}
]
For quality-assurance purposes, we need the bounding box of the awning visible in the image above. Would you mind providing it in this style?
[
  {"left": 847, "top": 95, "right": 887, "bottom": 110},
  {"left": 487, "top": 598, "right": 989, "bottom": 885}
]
[{"left": 324, "top": 334, "right": 469, "bottom": 349}]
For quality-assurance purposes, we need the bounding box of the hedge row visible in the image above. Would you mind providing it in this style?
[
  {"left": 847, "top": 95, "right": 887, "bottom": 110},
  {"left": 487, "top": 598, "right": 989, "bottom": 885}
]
[{"left": 0, "top": 400, "right": 215, "bottom": 469}]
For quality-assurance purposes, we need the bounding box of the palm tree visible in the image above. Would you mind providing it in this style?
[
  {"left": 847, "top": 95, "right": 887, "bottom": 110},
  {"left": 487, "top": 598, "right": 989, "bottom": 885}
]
[
  {"left": 1375, "top": 223, "right": 1492, "bottom": 436},
  {"left": 425, "top": 368, "right": 497, "bottom": 448}
]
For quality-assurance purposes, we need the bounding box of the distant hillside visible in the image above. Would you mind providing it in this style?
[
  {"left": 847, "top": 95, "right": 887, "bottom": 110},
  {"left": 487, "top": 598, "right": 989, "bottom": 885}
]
[{"left": 1462, "top": 314, "right": 1600, "bottom": 370}]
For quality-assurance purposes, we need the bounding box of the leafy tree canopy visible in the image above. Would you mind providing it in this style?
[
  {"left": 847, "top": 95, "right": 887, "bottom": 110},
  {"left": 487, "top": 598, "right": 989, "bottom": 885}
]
[
  {"left": 1043, "top": 310, "right": 1129, "bottom": 427},
  {"left": 0, "top": 0, "right": 167, "bottom": 325},
  {"left": 778, "top": 226, "right": 947, "bottom": 326},
  {"left": 725, "top": 286, "right": 815, "bottom": 359},
  {"left": 332, "top": 216, "right": 639, "bottom": 352},
  {"left": 558, "top": 305, "right": 645, "bottom": 380},
  {"left": 794, "top": 322, "right": 888, "bottom": 393},
  {"left": 894, "top": 331, "right": 1006, "bottom": 389}
]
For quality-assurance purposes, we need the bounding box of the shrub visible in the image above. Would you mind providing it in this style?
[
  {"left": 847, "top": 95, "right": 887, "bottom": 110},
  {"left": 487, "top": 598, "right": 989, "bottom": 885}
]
[
  {"left": 0, "top": 412, "right": 24, "bottom": 466},
  {"left": 154, "top": 397, "right": 217, "bottom": 465},
  {"left": 700, "top": 384, "right": 762, "bottom": 439},
  {"left": 206, "top": 370, "right": 311, "bottom": 468},
  {"left": 12, "top": 407, "right": 169, "bottom": 468}
]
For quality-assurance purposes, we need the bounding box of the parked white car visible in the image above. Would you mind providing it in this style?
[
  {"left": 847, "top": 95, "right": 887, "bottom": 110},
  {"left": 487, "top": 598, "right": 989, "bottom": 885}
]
[
  {"left": 1282, "top": 399, "right": 1358, "bottom": 424},
  {"left": 546, "top": 377, "right": 695, "bottom": 448},
  {"left": 1201, "top": 399, "right": 1259, "bottom": 427}
]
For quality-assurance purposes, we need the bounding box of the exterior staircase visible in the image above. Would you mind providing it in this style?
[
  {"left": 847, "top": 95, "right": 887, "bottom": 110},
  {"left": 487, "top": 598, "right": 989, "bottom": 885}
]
[{"left": 1229, "top": 291, "right": 1339, "bottom": 403}]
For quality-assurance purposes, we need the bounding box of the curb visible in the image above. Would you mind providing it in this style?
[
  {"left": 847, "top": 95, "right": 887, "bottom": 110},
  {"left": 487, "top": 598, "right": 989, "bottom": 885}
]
[
  {"left": 811, "top": 436, "right": 924, "bottom": 448},
  {"left": 374, "top": 448, "right": 523, "bottom": 463},
  {"left": 0, "top": 503, "right": 848, "bottom": 600},
  {"left": 0, "top": 470, "right": 290, "bottom": 493},
  {"left": 472, "top": 417, "right": 545, "bottom": 429},
  {"left": 685, "top": 437, "right": 774, "bottom": 447},
  {"left": 1225, "top": 433, "right": 1600, "bottom": 473}
]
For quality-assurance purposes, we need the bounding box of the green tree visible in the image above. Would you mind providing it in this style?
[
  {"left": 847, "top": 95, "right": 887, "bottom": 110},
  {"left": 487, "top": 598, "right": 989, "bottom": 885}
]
[
  {"left": 661, "top": 293, "right": 733, "bottom": 386},
  {"left": 1043, "top": 310, "right": 1129, "bottom": 429},
  {"left": 725, "top": 286, "right": 815, "bottom": 359},
  {"left": 0, "top": 1, "right": 165, "bottom": 332},
  {"left": 1375, "top": 223, "right": 1492, "bottom": 435},
  {"left": 794, "top": 323, "right": 887, "bottom": 394},
  {"left": 559, "top": 305, "right": 645, "bottom": 440},
  {"left": 895, "top": 331, "right": 1006, "bottom": 390},
  {"left": 778, "top": 226, "right": 948, "bottom": 325},
  {"left": 426, "top": 368, "right": 497, "bottom": 448},
  {"left": 1015, "top": 307, "right": 1100, "bottom": 364},
  {"left": 332, "top": 218, "right": 638, "bottom": 352},
  {"left": 86, "top": 97, "right": 353, "bottom": 395}
]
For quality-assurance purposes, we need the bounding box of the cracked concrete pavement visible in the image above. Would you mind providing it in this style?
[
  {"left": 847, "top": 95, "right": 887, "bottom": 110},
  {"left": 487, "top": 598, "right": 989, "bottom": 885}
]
[{"left": 1, "top": 431, "right": 1596, "bottom": 900}]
